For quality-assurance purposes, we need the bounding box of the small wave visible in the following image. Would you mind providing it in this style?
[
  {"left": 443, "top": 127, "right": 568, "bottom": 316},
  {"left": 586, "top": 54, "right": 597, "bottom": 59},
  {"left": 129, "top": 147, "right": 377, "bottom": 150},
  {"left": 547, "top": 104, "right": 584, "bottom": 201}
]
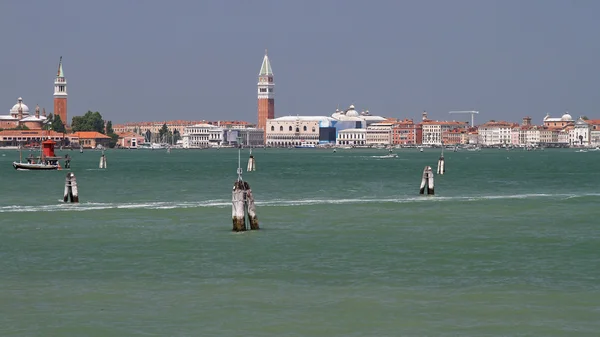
[{"left": 1, "top": 193, "right": 599, "bottom": 213}]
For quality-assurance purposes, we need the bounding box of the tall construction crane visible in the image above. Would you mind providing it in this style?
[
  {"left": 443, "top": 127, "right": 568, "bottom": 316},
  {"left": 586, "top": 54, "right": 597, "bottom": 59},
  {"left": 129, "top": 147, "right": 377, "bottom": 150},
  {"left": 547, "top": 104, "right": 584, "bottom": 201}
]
[{"left": 449, "top": 111, "right": 479, "bottom": 127}]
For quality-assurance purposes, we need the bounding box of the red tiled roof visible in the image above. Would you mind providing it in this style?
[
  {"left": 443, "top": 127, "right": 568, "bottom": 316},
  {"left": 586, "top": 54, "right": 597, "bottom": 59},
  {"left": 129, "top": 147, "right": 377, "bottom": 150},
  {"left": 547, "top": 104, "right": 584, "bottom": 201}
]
[
  {"left": 72, "top": 131, "right": 111, "bottom": 139},
  {"left": 0, "top": 130, "right": 65, "bottom": 137}
]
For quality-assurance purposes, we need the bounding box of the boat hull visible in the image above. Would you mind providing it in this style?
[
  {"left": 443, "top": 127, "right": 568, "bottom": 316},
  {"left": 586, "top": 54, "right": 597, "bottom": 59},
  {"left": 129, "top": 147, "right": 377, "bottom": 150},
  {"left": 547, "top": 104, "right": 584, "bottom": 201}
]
[{"left": 13, "top": 162, "right": 60, "bottom": 171}]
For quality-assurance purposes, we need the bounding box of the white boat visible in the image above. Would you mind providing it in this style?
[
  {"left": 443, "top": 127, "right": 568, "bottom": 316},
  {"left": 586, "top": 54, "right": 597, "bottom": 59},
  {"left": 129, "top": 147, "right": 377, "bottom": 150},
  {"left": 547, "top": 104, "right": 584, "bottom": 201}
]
[
  {"left": 12, "top": 139, "right": 63, "bottom": 171},
  {"left": 373, "top": 153, "right": 398, "bottom": 159},
  {"left": 576, "top": 149, "right": 588, "bottom": 153},
  {"left": 13, "top": 162, "right": 60, "bottom": 170},
  {"left": 295, "top": 142, "right": 316, "bottom": 148}
]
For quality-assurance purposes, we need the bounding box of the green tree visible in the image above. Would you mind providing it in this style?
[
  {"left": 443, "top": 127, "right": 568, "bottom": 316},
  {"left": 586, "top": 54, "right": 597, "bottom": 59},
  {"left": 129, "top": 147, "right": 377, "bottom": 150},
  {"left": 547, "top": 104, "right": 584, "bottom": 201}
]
[
  {"left": 159, "top": 123, "right": 169, "bottom": 140},
  {"left": 104, "top": 120, "right": 119, "bottom": 148},
  {"left": 105, "top": 121, "right": 115, "bottom": 135},
  {"left": 173, "top": 129, "right": 181, "bottom": 143},
  {"left": 51, "top": 114, "right": 66, "bottom": 133},
  {"left": 581, "top": 116, "right": 589, "bottom": 120},
  {"left": 71, "top": 111, "right": 104, "bottom": 133}
]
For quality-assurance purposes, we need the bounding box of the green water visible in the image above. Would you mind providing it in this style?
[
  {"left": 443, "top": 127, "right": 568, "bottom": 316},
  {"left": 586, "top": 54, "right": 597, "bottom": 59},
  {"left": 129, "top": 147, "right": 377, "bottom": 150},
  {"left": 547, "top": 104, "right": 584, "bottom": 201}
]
[{"left": 1, "top": 147, "right": 599, "bottom": 336}]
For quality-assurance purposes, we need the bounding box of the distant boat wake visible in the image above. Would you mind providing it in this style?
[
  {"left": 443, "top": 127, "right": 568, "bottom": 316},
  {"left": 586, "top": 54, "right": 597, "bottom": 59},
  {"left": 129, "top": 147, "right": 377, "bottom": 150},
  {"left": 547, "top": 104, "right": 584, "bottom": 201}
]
[{"left": 1, "top": 192, "right": 599, "bottom": 213}]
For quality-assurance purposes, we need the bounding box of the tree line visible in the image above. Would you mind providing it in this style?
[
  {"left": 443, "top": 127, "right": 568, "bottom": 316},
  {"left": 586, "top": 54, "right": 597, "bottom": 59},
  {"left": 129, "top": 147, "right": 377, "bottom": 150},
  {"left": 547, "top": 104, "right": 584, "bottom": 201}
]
[{"left": 69, "top": 111, "right": 119, "bottom": 148}]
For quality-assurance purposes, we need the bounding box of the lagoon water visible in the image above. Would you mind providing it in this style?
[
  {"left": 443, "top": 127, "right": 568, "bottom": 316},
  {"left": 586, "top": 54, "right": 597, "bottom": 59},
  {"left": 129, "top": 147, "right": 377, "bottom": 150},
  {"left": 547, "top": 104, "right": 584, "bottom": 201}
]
[{"left": 1, "top": 147, "right": 599, "bottom": 336}]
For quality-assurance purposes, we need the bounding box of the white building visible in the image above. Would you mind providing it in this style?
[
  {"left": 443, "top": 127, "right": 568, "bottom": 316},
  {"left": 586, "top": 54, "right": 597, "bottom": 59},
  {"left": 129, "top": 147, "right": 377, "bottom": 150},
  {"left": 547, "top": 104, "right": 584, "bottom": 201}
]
[
  {"left": 366, "top": 123, "right": 393, "bottom": 146},
  {"left": 570, "top": 118, "right": 591, "bottom": 146},
  {"left": 525, "top": 126, "right": 541, "bottom": 145},
  {"left": 421, "top": 120, "right": 468, "bottom": 145},
  {"left": 558, "top": 129, "right": 570, "bottom": 145},
  {"left": 182, "top": 123, "right": 224, "bottom": 148},
  {"left": 331, "top": 105, "right": 386, "bottom": 128},
  {"left": 477, "top": 121, "right": 515, "bottom": 146},
  {"left": 336, "top": 128, "right": 366, "bottom": 146},
  {"left": 266, "top": 116, "right": 328, "bottom": 146}
]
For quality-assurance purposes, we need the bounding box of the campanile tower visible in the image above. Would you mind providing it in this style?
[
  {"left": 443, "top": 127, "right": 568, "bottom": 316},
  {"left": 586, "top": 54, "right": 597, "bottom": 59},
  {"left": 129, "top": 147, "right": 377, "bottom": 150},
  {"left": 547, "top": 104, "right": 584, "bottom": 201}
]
[
  {"left": 53, "top": 56, "right": 68, "bottom": 126},
  {"left": 257, "top": 50, "right": 274, "bottom": 133}
]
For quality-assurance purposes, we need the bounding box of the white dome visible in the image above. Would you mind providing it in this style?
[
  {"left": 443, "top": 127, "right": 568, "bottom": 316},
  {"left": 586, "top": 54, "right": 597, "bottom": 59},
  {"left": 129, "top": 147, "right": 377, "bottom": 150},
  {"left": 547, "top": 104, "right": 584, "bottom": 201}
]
[
  {"left": 346, "top": 108, "right": 359, "bottom": 117},
  {"left": 10, "top": 97, "right": 30, "bottom": 115},
  {"left": 561, "top": 112, "right": 573, "bottom": 121}
]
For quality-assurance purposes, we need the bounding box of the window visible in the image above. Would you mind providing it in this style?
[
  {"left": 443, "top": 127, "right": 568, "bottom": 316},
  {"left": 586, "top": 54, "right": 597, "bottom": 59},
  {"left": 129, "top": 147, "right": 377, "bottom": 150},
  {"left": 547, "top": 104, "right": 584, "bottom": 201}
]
[
  {"left": 303, "top": 126, "right": 307, "bottom": 131},
  {"left": 280, "top": 126, "right": 283, "bottom": 131},
  {"left": 289, "top": 126, "right": 292, "bottom": 131},
  {"left": 259, "top": 88, "right": 267, "bottom": 92},
  {"left": 271, "top": 126, "right": 274, "bottom": 131},
  {"left": 296, "top": 127, "right": 300, "bottom": 132},
  {"left": 312, "top": 127, "right": 315, "bottom": 132},
  {"left": 268, "top": 88, "right": 273, "bottom": 92}
]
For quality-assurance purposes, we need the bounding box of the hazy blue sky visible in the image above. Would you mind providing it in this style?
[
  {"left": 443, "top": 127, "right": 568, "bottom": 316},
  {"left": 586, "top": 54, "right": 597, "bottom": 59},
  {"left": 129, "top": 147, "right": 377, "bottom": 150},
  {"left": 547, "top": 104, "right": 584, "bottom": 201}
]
[{"left": 1, "top": 0, "right": 598, "bottom": 124}]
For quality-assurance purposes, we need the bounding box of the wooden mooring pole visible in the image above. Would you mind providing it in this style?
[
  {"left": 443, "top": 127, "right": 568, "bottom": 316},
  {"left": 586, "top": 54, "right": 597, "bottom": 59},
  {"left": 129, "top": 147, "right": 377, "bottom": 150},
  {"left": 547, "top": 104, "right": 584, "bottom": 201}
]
[
  {"left": 419, "top": 166, "right": 434, "bottom": 195},
  {"left": 232, "top": 143, "right": 259, "bottom": 231},
  {"left": 64, "top": 172, "right": 79, "bottom": 203}
]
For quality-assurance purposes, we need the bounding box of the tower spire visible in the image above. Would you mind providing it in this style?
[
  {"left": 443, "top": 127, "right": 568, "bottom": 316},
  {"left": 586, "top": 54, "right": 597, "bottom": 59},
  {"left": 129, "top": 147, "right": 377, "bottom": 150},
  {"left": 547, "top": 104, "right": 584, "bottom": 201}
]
[
  {"left": 57, "top": 56, "right": 64, "bottom": 77},
  {"left": 259, "top": 51, "right": 273, "bottom": 76}
]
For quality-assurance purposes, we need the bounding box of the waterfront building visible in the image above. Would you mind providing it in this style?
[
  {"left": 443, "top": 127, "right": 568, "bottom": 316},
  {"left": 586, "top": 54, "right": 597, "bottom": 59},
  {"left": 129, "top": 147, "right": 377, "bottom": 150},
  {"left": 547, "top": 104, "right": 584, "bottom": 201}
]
[
  {"left": 539, "top": 127, "right": 560, "bottom": 145},
  {"left": 224, "top": 128, "right": 264, "bottom": 147},
  {"left": 543, "top": 112, "right": 574, "bottom": 128},
  {"left": 365, "top": 123, "right": 393, "bottom": 146},
  {"left": 558, "top": 128, "right": 571, "bottom": 145},
  {"left": 421, "top": 120, "right": 468, "bottom": 145},
  {"left": 53, "top": 57, "right": 68, "bottom": 126},
  {"left": 0, "top": 130, "right": 64, "bottom": 147},
  {"left": 265, "top": 116, "right": 325, "bottom": 147},
  {"left": 113, "top": 120, "right": 251, "bottom": 137},
  {"left": 71, "top": 131, "right": 111, "bottom": 149},
  {"left": 467, "top": 131, "right": 479, "bottom": 144},
  {"left": 477, "top": 121, "right": 518, "bottom": 146},
  {"left": 331, "top": 105, "right": 386, "bottom": 129},
  {"left": 182, "top": 123, "right": 225, "bottom": 148},
  {"left": 587, "top": 120, "right": 600, "bottom": 146},
  {"left": 336, "top": 128, "right": 366, "bottom": 146},
  {"left": 510, "top": 126, "right": 521, "bottom": 145},
  {"left": 570, "top": 118, "right": 591, "bottom": 146},
  {"left": 442, "top": 128, "right": 465, "bottom": 145},
  {"left": 391, "top": 119, "right": 420, "bottom": 145},
  {"left": 0, "top": 97, "right": 47, "bottom": 130},
  {"left": 257, "top": 51, "right": 274, "bottom": 139},
  {"left": 117, "top": 132, "right": 145, "bottom": 149},
  {"left": 525, "top": 126, "right": 541, "bottom": 146}
]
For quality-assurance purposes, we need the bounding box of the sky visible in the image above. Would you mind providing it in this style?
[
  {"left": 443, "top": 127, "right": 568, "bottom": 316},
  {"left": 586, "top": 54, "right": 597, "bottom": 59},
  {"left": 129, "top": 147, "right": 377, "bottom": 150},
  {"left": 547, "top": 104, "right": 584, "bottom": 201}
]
[{"left": 1, "top": 0, "right": 599, "bottom": 125}]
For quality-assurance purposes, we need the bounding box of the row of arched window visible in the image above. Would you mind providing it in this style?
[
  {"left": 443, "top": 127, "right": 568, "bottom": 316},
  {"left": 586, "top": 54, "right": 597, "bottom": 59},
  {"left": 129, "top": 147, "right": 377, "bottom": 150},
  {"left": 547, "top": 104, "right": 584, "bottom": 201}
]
[{"left": 270, "top": 125, "right": 316, "bottom": 132}]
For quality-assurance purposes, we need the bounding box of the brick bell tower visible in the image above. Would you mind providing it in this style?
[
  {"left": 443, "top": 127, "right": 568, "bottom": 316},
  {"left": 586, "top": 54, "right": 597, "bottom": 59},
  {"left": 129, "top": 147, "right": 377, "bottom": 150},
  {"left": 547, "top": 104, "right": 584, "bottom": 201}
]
[
  {"left": 257, "top": 50, "right": 274, "bottom": 137},
  {"left": 53, "top": 56, "right": 68, "bottom": 126}
]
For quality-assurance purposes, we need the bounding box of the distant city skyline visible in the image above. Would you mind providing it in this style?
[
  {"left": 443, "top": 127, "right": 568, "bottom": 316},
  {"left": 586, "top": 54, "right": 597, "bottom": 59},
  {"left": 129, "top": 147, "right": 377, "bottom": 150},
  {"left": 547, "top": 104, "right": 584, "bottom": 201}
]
[{"left": 1, "top": 0, "right": 599, "bottom": 124}]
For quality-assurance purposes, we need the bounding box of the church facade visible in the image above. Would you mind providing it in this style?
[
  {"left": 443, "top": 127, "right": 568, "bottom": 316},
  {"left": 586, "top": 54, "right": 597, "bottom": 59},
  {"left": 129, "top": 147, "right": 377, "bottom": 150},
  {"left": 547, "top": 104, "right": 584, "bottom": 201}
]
[{"left": 0, "top": 57, "right": 67, "bottom": 132}]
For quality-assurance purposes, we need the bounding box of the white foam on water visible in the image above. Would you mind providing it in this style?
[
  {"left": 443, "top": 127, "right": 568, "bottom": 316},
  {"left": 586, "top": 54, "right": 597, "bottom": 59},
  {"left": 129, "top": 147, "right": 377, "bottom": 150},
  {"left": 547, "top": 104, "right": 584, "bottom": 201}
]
[{"left": 1, "top": 193, "right": 599, "bottom": 213}]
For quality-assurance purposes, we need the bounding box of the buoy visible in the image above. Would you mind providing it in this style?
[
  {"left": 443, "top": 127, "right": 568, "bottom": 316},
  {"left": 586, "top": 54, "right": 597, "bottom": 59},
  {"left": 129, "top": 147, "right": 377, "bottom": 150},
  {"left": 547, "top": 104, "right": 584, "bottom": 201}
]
[
  {"left": 419, "top": 166, "right": 434, "bottom": 195},
  {"left": 63, "top": 172, "right": 79, "bottom": 203},
  {"left": 99, "top": 151, "right": 107, "bottom": 169},
  {"left": 247, "top": 149, "right": 256, "bottom": 172}
]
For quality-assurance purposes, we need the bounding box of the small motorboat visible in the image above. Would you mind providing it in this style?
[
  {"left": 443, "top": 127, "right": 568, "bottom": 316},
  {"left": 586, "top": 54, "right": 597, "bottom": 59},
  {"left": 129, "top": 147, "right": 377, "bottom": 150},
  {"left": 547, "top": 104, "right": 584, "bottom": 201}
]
[
  {"left": 373, "top": 153, "right": 398, "bottom": 159},
  {"left": 13, "top": 161, "right": 60, "bottom": 170}
]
